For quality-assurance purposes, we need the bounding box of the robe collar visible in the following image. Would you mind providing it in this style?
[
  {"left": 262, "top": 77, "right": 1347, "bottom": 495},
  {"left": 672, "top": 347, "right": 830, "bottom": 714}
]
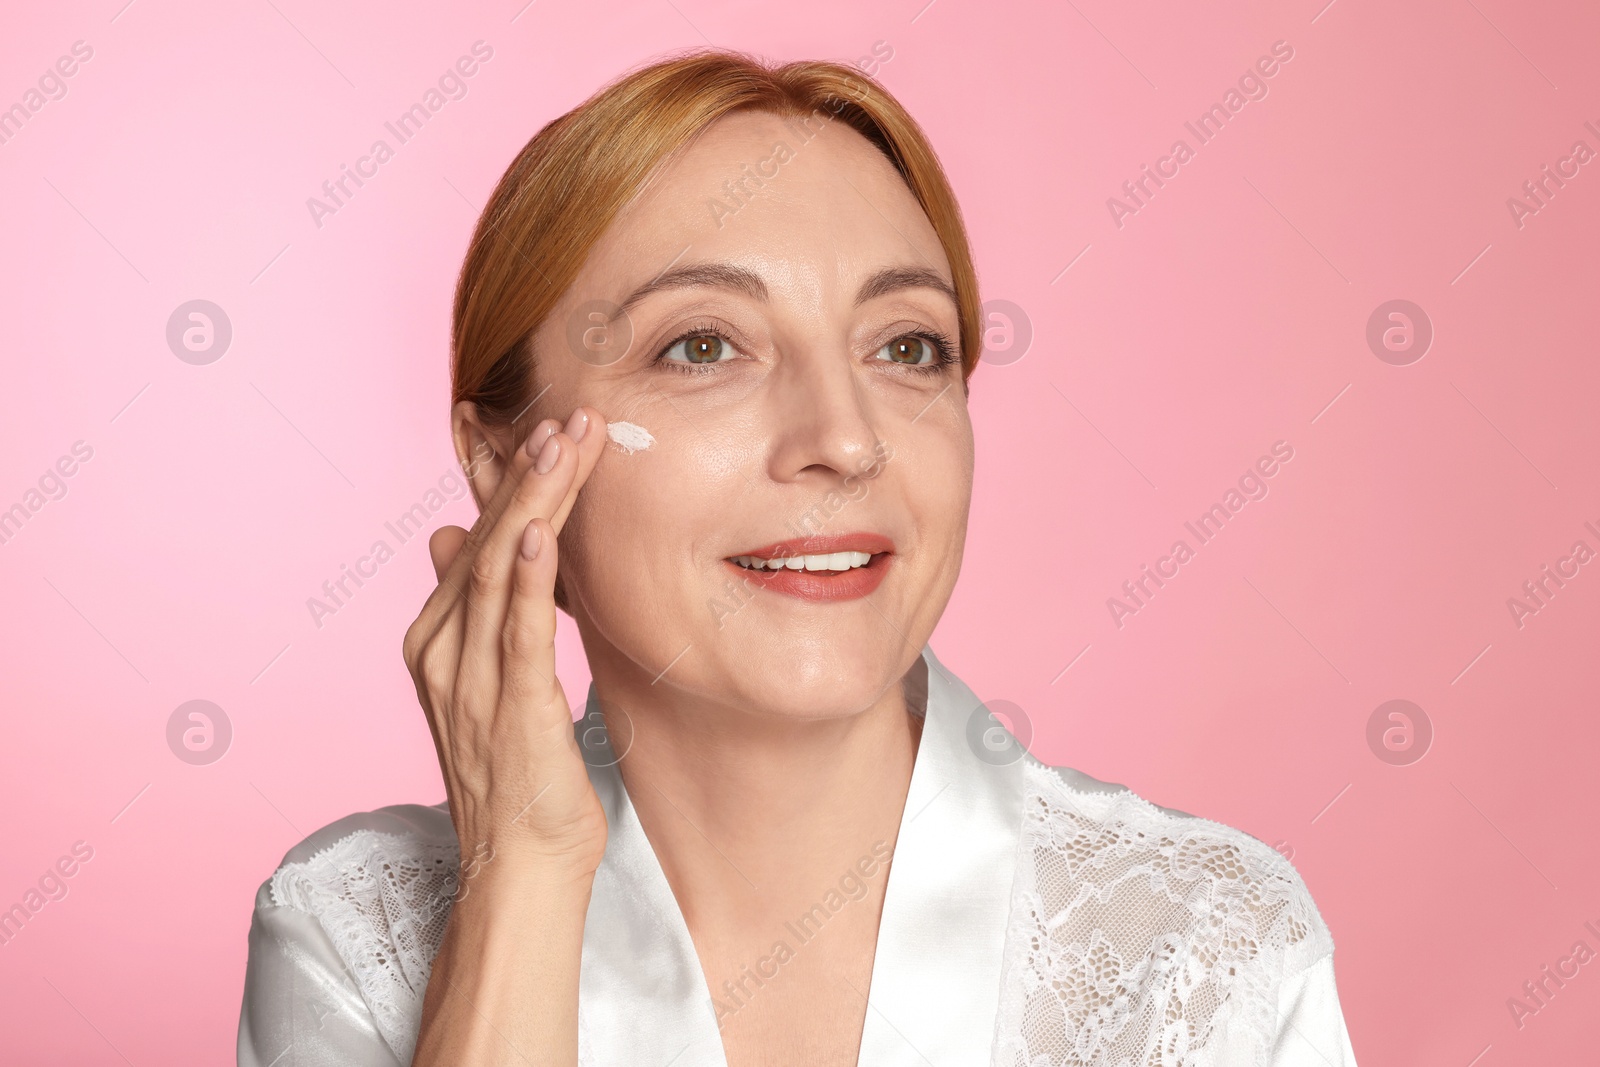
[{"left": 573, "top": 644, "right": 1025, "bottom": 1065}]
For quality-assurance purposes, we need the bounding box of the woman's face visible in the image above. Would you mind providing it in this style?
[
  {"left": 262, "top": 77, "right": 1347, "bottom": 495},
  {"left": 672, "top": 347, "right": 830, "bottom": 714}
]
[{"left": 517, "top": 108, "right": 973, "bottom": 719}]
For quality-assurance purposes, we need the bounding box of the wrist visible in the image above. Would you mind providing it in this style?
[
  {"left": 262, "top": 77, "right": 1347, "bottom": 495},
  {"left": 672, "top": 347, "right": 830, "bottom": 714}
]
[{"left": 454, "top": 846, "right": 600, "bottom": 905}]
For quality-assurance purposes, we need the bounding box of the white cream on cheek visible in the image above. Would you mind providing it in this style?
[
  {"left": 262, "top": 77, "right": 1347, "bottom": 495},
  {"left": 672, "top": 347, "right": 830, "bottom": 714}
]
[{"left": 606, "top": 420, "right": 655, "bottom": 454}]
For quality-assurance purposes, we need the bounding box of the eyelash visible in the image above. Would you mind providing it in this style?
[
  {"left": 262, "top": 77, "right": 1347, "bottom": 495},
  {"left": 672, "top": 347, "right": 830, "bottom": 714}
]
[{"left": 650, "top": 321, "right": 960, "bottom": 376}]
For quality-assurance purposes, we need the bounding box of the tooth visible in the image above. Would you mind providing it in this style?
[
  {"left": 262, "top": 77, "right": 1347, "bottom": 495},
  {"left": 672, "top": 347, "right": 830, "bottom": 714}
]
[{"left": 740, "top": 550, "right": 879, "bottom": 570}]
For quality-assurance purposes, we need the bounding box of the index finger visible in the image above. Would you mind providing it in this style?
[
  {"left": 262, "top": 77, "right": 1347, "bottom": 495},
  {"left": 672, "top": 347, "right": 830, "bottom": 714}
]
[{"left": 430, "top": 405, "right": 607, "bottom": 613}]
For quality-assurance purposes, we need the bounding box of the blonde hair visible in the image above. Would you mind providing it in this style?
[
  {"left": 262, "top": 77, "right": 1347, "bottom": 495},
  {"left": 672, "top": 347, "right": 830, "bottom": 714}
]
[{"left": 450, "top": 46, "right": 983, "bottom": 445}]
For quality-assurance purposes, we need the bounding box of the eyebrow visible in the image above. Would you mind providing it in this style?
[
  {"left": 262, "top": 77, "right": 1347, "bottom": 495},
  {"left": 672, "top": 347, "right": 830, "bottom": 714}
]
[
  {"left": 616, "top": 262, "right": 766, "bottom": 319},
  {"left": 853, "top": 265, "right": 958, "bottom": 308},
  {"left": 613, "top": 262, "right": 957, "bottom": 320}
]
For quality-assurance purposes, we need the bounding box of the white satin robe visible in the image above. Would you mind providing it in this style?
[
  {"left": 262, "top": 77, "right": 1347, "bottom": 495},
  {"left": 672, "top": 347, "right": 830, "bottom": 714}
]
[{"left": 237, "top": 645, "right": 1359, "bottom": 1066}]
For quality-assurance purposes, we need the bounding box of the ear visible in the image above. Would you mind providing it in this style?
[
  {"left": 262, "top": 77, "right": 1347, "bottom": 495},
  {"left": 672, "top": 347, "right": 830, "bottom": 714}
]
[{"left": 451, "top": 400, "right": 515, "bottom": 512}]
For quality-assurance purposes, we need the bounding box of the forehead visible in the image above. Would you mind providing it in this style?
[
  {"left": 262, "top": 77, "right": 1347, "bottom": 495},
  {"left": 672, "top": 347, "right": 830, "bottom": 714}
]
[{"left": 577, "top": 109, "right": 950, "bottom": 300}]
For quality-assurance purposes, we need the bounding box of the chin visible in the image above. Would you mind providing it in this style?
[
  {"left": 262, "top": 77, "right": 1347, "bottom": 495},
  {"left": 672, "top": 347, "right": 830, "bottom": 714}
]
[{"left": 703, "top": 629, "right": 914, "bottom": 721}]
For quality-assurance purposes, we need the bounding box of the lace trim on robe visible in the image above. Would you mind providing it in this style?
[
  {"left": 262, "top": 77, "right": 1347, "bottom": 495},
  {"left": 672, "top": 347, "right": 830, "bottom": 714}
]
[
  {"left": 269, "top": 829, "right": 460, "bottom": 1065},
  {"left": 263, "top": 765, "right": 1334, "bottom": 1067},
  {"left": 989, "top": 761, "right": 1335, "bottom": 1067}
]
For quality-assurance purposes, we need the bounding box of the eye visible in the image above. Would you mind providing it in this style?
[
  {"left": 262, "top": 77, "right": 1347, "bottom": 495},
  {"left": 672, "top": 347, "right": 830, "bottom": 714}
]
[
  {"left": 876, "top": 334, "right": 937, "bottom": 366},
  {"left": 660, "top": 331, "right": 735, "bottom": 365}
]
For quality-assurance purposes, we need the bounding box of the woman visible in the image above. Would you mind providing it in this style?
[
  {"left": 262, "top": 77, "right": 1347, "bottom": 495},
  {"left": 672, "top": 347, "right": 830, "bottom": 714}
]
[{"left": 238, "top": 48, "right": 1358, "bottom": 1067}]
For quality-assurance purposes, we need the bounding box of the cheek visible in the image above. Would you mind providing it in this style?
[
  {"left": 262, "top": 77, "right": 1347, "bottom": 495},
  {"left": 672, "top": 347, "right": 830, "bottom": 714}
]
[
  {"left": 561, "top": 459, "right": 645, "bottom": 586},
  {"left": 560, "top": 444, "right": 722, "bottom": 602},
  {"left": 899, "top": 419, "right": 973, "bottom": 520},
  {"left": 901, "top": 437, "right": 974, "bottom": 577},
  {"left": 925, "top": 452, "right": 973, "bottom": 544}
]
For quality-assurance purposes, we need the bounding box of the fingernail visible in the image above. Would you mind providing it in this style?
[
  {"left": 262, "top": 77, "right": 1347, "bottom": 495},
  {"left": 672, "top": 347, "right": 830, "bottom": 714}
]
[
  {"left": 536, "top": 435, "right": 561, "bottom": 474},
  {"left": 520, "top": 520, "right": 542, "bottom": 561},
  {"left": 524, "top": 420, "right": 557, "bottom": 459},
  {"left": 565, "top": 408, "right": 590, "bottom": 443}
]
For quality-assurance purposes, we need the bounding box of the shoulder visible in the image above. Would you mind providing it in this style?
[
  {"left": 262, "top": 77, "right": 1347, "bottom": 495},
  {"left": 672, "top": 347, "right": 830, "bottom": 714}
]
[
  {"left": 994, "top": 758, "right": 1350, "bottom": 1064},
  {"left": 243, "top": 801, "right": 460, "bottom": 1066},
  {"left": 1017, "top": 756, "right": 1335, "bottom": 972},
  {"left": 254, "top": 800, "right": 458, "bottom": 915}
]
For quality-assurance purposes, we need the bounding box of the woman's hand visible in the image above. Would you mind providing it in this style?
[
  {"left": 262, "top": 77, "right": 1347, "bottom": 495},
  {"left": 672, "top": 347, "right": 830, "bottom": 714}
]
[{"left": 402, "top": 406, "right": 610, "bottom": 880}]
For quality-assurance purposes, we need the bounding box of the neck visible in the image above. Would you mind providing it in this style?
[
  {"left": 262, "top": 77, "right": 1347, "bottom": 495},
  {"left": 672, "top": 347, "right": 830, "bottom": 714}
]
[{"left": 579, "top": 636, "right": 928, "bottom": 930}]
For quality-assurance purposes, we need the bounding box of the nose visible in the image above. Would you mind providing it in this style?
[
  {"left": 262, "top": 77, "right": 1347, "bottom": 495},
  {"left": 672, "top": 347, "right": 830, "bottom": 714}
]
[{"left": 762, "top": 342, "right": 884, "bottom": 488}]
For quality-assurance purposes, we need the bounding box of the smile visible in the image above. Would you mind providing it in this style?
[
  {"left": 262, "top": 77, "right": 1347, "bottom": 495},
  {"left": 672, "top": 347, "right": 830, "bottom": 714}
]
[
  {"left": 723, "top": 534, "right": 893, "bottom": 602},
  {"left": 731, "top": 551, "right": 873, "bottom": 572}
]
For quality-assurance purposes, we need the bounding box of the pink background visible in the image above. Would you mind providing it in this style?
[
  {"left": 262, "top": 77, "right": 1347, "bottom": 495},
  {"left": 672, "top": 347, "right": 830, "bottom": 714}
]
[{"left": 2, "top": 0, "right": 1596, "bottom": 1062}]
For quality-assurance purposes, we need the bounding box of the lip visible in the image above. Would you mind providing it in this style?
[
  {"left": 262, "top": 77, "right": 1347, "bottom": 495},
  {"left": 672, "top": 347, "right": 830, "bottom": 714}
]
[
  {"left": 723, "top": 532, "right": 894, "bottom": 603},
  {"left": 731, "top": 533, "right": 894, "bottom": 559}
]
